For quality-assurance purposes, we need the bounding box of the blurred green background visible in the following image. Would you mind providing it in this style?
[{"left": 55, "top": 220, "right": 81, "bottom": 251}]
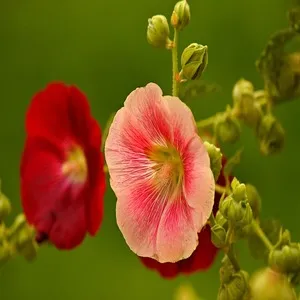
[{"left": 0, "top": 0, "right": 299, "bottom": 299}]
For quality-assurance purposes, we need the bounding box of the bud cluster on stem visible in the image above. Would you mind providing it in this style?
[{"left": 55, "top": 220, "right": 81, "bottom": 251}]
[{"left": 0, "top": 183, "right": 38, "bottom": 266}]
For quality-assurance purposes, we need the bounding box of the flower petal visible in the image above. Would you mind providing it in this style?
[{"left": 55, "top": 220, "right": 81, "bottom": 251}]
[
  {"left": 49, "top": 201, "right": 87, "bottom": 250},
  {"left": 20, "top": 136, "right": 88, "bottom": 249},
  {"left": 25, "top": 83, "right": 98, "bottom": 148},
  {"left": 116, "top": 181, "right": 167, "bottom": 259}
]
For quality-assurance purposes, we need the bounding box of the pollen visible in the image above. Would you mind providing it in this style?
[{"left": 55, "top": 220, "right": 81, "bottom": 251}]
[
  {"left": 62, "top": 146, "right": 88, "bottom": 184},
  {"left": 148, "top": 144, "right": 184, "bottom": 199}
]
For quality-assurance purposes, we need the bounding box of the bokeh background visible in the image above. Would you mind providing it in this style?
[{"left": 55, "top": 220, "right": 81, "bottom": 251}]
[{"left": 0, "top": 0, "right": 299, "bottom": 299}]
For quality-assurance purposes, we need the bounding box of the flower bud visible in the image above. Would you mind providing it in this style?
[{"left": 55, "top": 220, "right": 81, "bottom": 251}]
[
  {"left": 256, "top": 114, "right": 285, "bottom": 156},
  {"left": 232, "top": 79, "right": 262, "bottom": 128},
  {"left": 214, "top": 112, "right": 241, "bottom": 144},
  {"left": 249, "top": 268, "right": 297, "bottom": 300},
  {"left": 147, "top": 15, "right": 171, "bottom": 48},
  {"left": 269, "top": 244, "right": 300, "bottom": 273},
  {"left": 245, "top": 184, "right": 261, "bottom": 218},
  {"left": 219, "top": 195, "right": 234, "bottom": 219},
  {"left": 0, "top": 191, "right": 12, "bottom": 221},
  {"left": 15, "top": 225, "right": 35, "bottom": 252},
  {"left": 232, "top": 183, "right": 247, "bottom": 203},
  {"left": 211, "top": 224, "right": 226, "bottom": 248},
  {"left": 181, "top": 43, "right": 208, "bottom": 80},
  {"left": 215, "top": 211, "right": 227, "bottom": 227},
  {"left": 171, "top": 0, "right": 191, "bottom": 31},
  {"left": 218, "top": 270, "right": 249, "bottom": 300},
  {"left": 204, "top": 141, "right": 222, "bottom": 181},
  {"left": 220, "top": 195, "right": 253, "bottom": 228}
]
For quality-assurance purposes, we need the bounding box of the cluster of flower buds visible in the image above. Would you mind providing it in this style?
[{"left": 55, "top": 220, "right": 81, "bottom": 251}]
[
  {"left": 268, "top": 229, "right": 300, "bottom": 284},
  {"left": 147, "top": 1, "right": 209, "bottom": 82},
  {"left": 219, "top": 179, "right": 253, "bottom": 230},
  {"left": 0, "top": 184, "right": 38, "bottom": 265},
  {"left": 255, "top": 5, "right": 300, "bottom": 104},
  {"left": 218, "top": 257, "right": 250, "bottom": 300},
  {"left": 231, "top": 79, "right": 285, "bottom": 155},
  {"left": 210, "top": 178, "right": 262, "bottom": 250},
  {"left": 147, "top": 0, "right": 190, "bottom": 49}
]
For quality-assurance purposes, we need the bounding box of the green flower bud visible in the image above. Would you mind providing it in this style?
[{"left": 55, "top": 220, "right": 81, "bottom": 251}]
[
  {"left": 232, "top": 79, "right": 263, "bottom": 128},
  {"left": 147, "top": 15, "right": 171, "bottom": 48},
  {"left": 15, "top": 225, "right": 35, "bottom": 253},
  {"left": 220, "top": 195, "right": 253, "bottom": 228},
  {"left": 171, "top": 0, "right": 191, "bottom": 31},
  {"left": 218, "top": 270, "right": 249, "bottom": 300},
  {"left": 219, "top": 195, "right": 234, "bottom": 219},
  {"left": 245, "top": 184, "right": 261, "bottom": 218},
  {"left": 256, "top": 114, "right": 285, "bottom": 156},
  {"left": 249, "top": 268, "right": 297, "bottom": 300},
  {"left": 181, "top": 43, "right": 208, "bottom": 80},
  {"left": 269, "top": 243, "right": 300, "bottom": 273},
  {"left": 203, "top": 141, "right": 222, "bottom": 181},
  {"left": 211, "top": 224, "right": 226, "bottom": 248},
  {"left": 0, "top": 192, "right": 12, "bottom": 221},
  {"left": 232, "top": 183, "right": 247, "bottom": 203},
  {"left": 215, "top": 211, "right": 227, "bottom": 227},
  {"left": 215, "top": 111, "right": 241, "bottom": 144}
]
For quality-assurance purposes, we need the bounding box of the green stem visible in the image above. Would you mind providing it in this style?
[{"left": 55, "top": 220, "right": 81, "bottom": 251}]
[
  {"left": 252, "top": 220, "right": 273, "bottom": 251},
  {"left": 196, "top": 116, "right": 216, "bottom": 130},
  {"left": 172, "top": 29, "right": 179, "bottom": 97},
  {"left": 215, "top": 184, "right": 231, "bottom": 195},
  {"left": 226, "top": 245, "right": 240, "bottom": 271}
]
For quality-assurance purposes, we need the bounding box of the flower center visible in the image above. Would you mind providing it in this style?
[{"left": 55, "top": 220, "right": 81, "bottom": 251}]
[
  {"left": 62, "top": 146, "right": 87, "bottom": 184},
  {"left": 148, "top": 144, "right": 184, "bottom": 198}
]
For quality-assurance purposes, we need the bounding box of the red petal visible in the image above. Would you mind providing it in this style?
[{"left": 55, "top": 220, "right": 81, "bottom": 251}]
[
  {"left": 85, "top": 146, "right": 105, "bottom": 236},
  {"left": 20, "top": 137, "right": 65, "bottom": 225},
  {"left": 140, "top": 257, "right": 180, "bottom": 279},
  {"left": 20, "top": 136, "right": 88, "bottom": 249},
  {"left": 49, "top": 200, "right": 87, "bottom": 250},
  {"left": 25, "top": 83, "right": 99, "bottom": 148}
]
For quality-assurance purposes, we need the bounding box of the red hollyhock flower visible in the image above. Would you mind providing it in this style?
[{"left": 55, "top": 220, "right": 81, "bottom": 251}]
[
  {"left": 20, "top": 82, "right": 105, "bottom": 250},
  {"left": 139, "top": 156, "right": 228, "bottom": 278}
]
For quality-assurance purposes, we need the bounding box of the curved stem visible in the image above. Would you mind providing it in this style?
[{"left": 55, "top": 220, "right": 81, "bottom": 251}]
[
  {"left": 172, "top": 29, "right": 179, "bottom": 97},
  {"left": 196, "top": 116, "right": 216, "bottom": 130},
  {"left": 215, "top": 184, "right": 231, "bottom": 195},
  {"left": 226, "top": 245, "right": 240, "bottom": 272},
  {"left": 252, "top": 220, "right": 273, "bottom": 251}
]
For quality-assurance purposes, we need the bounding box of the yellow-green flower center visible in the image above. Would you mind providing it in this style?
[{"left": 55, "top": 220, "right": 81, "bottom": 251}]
[
  {"left": 148, "top": 144, "right": 184, "bottom": 198},
  {"left": 62, "top": 146, "right": 87, "bottom": 184}
]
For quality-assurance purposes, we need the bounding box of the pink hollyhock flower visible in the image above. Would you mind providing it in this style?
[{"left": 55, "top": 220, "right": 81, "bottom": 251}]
[
  {"left": 20, "top": 82, "right": 105, "bottom": 250},
  {"left": 139, "top": 156, "right": 229, "bottom": 278},
  {"left": 105, "top": 83, "right": 215, "bottom": 263}
]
